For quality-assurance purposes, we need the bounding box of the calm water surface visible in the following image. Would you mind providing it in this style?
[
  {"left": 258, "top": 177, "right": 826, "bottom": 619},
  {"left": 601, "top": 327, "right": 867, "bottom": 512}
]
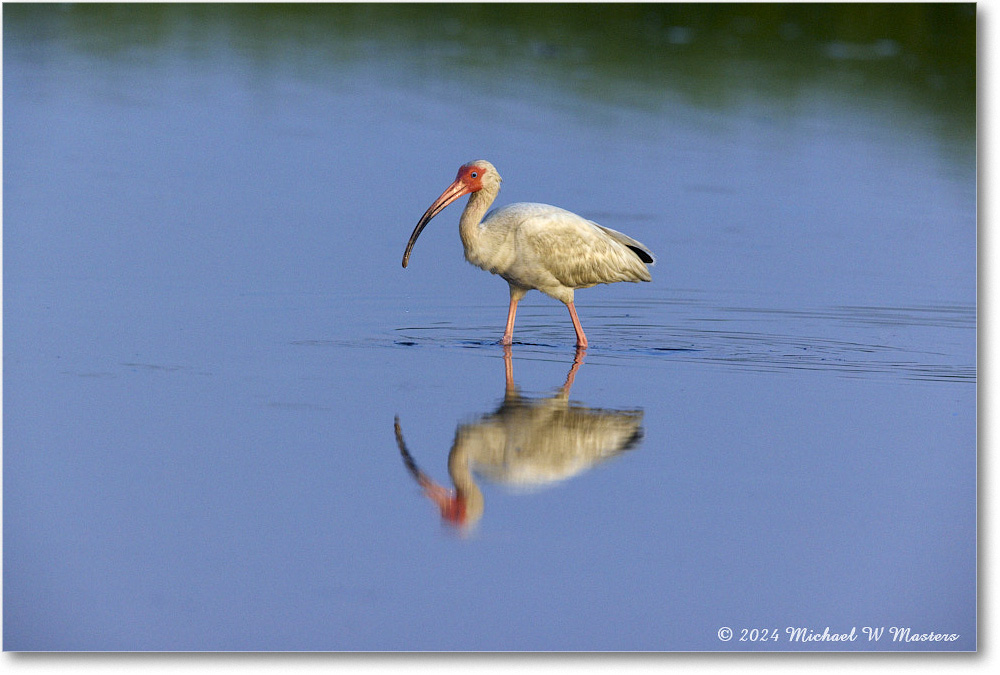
[{"left": 3, "top": 4, "right": 975, "bottom": 650}]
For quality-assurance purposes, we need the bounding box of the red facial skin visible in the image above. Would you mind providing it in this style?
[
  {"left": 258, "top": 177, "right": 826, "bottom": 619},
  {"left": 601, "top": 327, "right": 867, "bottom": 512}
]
[
  {"left": 456, "top": 163, "right": 485, "bottom": 192},
  {"left": 417, "top": 475, "right": 468, "bottom": 526}
]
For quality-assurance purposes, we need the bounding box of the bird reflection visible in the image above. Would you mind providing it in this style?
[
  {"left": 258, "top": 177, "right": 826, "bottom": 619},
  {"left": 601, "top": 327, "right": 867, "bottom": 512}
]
[{"left": 394, "top": 347, "right": 644, "bottom": 530}]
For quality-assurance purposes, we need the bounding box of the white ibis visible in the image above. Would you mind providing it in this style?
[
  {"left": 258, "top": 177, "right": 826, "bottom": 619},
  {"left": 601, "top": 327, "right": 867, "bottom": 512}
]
[{"left": 402, "top": 160, "right": 654, "bottom": 348}]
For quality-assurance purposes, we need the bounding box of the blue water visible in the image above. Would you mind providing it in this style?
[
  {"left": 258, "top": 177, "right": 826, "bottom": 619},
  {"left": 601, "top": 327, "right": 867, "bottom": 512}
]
[{"left": 3, "top": 4, "right": 975, "bottom": 651}]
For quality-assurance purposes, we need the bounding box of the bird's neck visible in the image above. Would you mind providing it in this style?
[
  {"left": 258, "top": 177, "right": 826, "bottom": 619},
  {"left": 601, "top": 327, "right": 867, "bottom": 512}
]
[
  {"left": 459, "top": 184, "right": 499, "bottom": 252},
  {"left": 448, "top": 443, "right": 484, "bottom": 525}
]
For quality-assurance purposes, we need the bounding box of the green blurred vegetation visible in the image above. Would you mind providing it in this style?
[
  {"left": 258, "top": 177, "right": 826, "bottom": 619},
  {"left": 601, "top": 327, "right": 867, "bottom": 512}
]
[{"left": 5, "top": 3, "right": 975, "bottom": 122}]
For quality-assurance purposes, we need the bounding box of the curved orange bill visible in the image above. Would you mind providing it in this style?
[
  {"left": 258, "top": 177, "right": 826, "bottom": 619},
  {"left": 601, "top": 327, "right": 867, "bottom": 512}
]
[{"left": 402, "top": 179, "right": 471, "bottom": 268}]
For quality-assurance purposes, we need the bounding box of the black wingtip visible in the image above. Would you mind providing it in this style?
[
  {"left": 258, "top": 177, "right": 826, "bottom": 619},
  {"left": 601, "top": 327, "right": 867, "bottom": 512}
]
[{"left": 628, "top": 245, "right": 655, "bottom": 264}]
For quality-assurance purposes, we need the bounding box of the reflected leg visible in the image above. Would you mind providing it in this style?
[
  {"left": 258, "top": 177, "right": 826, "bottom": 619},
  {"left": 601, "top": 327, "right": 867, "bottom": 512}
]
[
  {"left": 502, "top": 344, "right": 516, "bottom": 396},
  {"left": 558, "top": 346, "right": 587, "bottom": 396}
]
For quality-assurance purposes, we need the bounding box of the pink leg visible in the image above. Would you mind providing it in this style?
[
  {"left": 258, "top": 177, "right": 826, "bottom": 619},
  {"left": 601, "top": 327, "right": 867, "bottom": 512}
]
[
  {"left": 567, "top": 302, "right": 588, "bottom": 349},
  {"left": 501, "top": 295, "right": 519, "bottom": 345}
]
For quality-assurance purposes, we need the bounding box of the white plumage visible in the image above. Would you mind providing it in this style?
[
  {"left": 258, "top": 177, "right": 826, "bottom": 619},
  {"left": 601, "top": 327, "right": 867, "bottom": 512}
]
[{"left": 403, "top": 160, "right": 654, "bottom": 348}]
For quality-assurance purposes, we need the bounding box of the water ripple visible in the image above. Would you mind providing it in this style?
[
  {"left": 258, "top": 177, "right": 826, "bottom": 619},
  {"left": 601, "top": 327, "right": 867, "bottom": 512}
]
[{"left": 296, "top": 301, "right": 975, "bottom": 384}]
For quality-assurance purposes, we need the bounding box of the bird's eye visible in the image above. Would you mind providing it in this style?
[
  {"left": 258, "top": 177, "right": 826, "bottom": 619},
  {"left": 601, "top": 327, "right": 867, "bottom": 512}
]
[{"left": 470, "top": 171, "right": 478, "bottom": 178}]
